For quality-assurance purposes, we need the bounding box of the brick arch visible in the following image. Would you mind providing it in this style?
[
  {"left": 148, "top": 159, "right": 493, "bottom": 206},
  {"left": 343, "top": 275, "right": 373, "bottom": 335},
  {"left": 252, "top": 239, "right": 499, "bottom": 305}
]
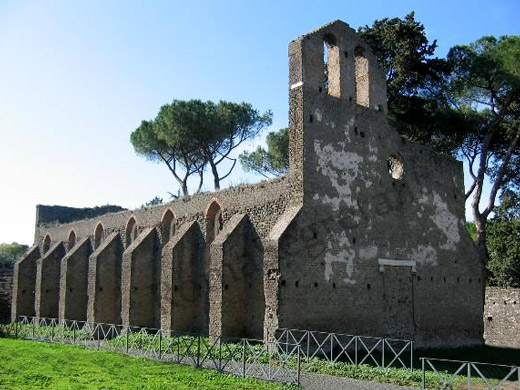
[
  {"left": 67, "top": 229, "right": 77, "bottom": 250},
  {"left": 204, "top": 198, "right": 224, "bottom": 241},
  {"left": 43, "top": 234, "right": 51, "bottom": 254},
  {"left": 204, "top": 198, "right": 224, "bottom": 220},
  {"left": 161, "top": 209, "right": 176, "bottom": 243},
  {"left": 125, "top": 216, "right": 138, "bottom": 247},
  {"left": 94, "top": 223, "right": 104, "bottom": 249}
]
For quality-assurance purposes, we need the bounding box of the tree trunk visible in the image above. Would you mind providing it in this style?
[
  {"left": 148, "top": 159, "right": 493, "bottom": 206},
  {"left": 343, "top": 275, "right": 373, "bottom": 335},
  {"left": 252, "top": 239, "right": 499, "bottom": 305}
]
[
  {"left": 474, "top": 217, "right": 488, "bottom": 268},
  {"left": 181, "top": 181, "right": 188, "bottom": 196},
  {"left": 209, "top": 159, "right": 220, "bottom": 190}
]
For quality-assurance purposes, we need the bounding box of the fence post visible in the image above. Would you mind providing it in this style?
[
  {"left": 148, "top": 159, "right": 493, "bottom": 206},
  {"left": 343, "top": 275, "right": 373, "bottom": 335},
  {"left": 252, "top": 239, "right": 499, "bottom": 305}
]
[
  {"left": 242, "top": 339, "right": 246, "bottom": 377},
  {"left": 14, "top": 319, "right": 18, "bottom": 339},
  {"left": 196, "top": 336, "right": 201, "bottom": 368},
  {"left": 421, "top": 358, "right": 425, "bottom": 390},
  {"left": 517, "top": 366, "right": 519, "bottom": 390},
  {"left": 125, "top": 330, "right": 129, "bottom": 354},
  {"left": 296, "top": 344, "right": 301, "bottom": 386},
  {"left": 73, "top": 326, "right": 76, "bottom": 344},
  {"left": 382, "top": 339, "right": 385, "bottom": 369},
  {"left": 355, "top": 337, "right": 358, "bottom": 367},
  {"left": 410, "top": 341, "right": 414, "bottom": 371},
  {"left": 158, "top": 331, "right": 162, "bottom": 360},
  {"left": 467, "top": 363, "right": 471, "bottom": 390}
]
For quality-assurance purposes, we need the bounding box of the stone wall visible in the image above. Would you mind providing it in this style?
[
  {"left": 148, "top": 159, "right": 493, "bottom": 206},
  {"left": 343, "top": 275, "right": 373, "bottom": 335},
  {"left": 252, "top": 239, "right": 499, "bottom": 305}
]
[
  {"left": 0, "top": 268, "right": 13, "bottom": 320},
  {"left": 484, "top": 287, "right": 520, "bottom": 348},
  {"left": 10, "top": 20, "right": 485, "bottom": 348}
]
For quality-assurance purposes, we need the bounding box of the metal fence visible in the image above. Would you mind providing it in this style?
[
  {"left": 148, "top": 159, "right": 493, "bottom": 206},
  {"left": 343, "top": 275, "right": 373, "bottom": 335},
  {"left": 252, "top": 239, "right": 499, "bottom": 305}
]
[
  {"left": 274, "top": 327, "right": 414, "bottom": 369},
  {"left": 0, "top": 316, "right": 301, "bottom": 385},
  {"left": 421, "top": 357, "right": 520, "bottom": 390}
]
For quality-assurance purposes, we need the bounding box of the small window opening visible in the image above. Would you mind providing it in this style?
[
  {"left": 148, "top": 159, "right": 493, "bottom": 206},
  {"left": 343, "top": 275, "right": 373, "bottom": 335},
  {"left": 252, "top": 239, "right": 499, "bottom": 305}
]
[
  {"left": 161, "top": 209, "right": 175, "bottom": 245},
  {"left": 43, "top": 234, "right": 51, "bottom": 254},
  {"left": 205, "top": 199, "right": 224, "bottom": 243},
  {"left": 354, "top": 46, "right": 370, "bottom": 107},
  {"left": 68, "top": 230, "right": 76, "bottom": 251},
  {"left": 125, "top": 217, "right": 138, "bottom": 247},
  {"left": 94, "top": 223, "right": 104, "bottom": 249},
  {"left": 387, "top": 153, "right": 404, "bottom": 180},
  {"left": 323, "top": 34, "right": 340, "bottom": 97}
]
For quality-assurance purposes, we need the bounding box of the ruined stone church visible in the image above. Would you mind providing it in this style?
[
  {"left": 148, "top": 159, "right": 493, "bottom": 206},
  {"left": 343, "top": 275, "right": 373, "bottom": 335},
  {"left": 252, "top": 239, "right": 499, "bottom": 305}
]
[{"left": 12, "top": 20, "right": 483, "bottom": 348}]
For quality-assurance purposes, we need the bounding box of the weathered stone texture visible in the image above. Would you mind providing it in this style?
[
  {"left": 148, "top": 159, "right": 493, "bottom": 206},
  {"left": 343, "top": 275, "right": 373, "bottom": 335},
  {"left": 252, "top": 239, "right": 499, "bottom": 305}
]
[
  {"left": 209, "top": 214, "right": 264, "bottom": 339},
  {"left": 12, "top": 20, "right": 484, "bottom": 348},
  {"left": 35, "top": 242, "right": 65, "bottom": 319},
  {"left": 87, "top": 233, "right": 123, "bottom": 324},
  {"left": 484, "top": 287, "right": 520, "bottom": 348},
  {"left": 11, "top": 246, "right": 39, "bottom": 320},
  {"left": 121, "top": 228, "right": 160, "bottom": 328},
  {"left": 0, "top": 268, "right": 14, "bottom": 320},
  {"left": 59, "top": 238, "right": 92, "bottom": 322},
  {"left": 161, "top": 221, "right": 205, "bottom": 333}
]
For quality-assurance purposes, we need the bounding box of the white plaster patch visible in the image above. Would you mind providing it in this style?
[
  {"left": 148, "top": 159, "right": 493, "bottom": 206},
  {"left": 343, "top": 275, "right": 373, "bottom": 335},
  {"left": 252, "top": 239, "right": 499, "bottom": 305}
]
[
  {"left": 314, "top": 140, "right": 363, "bottom": 211},
  {"left": 323, "top": 231, "right": 356, "bottom": 284},
  {"left": 430, "top": 191, "right": 460, "bottom": 250},
  {"left": 411, "top": 245, "right": 438, "bottom": 265},
  {"left": 367, "top": 140, "right": 378, "bottom": 162},
  {"left": 315, "top": 108, "right": 323, "bottom": 122},
  {"left": 359, "top": 245, "right": 377, "bottom": 260}
]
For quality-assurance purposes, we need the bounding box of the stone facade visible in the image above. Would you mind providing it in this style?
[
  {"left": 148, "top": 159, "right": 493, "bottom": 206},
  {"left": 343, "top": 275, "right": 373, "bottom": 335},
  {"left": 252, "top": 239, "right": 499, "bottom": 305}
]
[
  {"left": 484, "top": 287, "right": 520, "bottom": 348},
  {"left": 0, "top": 268, "right": 14, "bottom": 320},
  {"left": 11, "top": 20, "right": 484, "bottom": 348}
]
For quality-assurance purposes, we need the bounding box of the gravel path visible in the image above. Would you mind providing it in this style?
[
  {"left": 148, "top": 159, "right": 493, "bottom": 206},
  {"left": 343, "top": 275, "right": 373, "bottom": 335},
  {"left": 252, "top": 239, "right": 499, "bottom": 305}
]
[{"left": 299, "top": 372, "right": 420, "bottom": 390}]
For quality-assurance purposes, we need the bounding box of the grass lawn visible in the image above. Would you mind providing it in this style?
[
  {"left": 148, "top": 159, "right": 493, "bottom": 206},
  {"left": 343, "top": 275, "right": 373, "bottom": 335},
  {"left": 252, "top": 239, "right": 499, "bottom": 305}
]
[{"left": 0, "top": 338, "right": 297, "bottom": 390}]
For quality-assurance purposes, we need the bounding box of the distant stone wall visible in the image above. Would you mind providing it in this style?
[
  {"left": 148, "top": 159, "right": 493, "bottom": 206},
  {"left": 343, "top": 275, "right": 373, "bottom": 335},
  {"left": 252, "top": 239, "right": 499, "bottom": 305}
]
[
  {"left": 0, "top": 268, "right": 14, "bottom": 320},
  {"left": 36, "top": 205, "right": 126, "bottom": 225},
  {"left": 484, "top": 287, "right": 520, "bottom": 348}
]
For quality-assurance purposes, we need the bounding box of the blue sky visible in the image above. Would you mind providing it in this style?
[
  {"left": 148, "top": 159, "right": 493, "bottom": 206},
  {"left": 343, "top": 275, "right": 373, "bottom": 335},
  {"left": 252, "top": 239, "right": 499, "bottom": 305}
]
[{"left": 1, "top": 0, "right": 519, "bottom": 244}]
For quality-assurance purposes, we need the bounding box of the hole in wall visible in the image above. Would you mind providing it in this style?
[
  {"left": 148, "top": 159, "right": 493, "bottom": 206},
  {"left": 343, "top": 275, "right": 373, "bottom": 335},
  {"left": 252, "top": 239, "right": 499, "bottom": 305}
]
[
  {"left": 99, "top": 287, "right": 103, "bottom": 292},
  {"left": 344, "top": 51, "right": 348, "bottom": 58},
  {"left": 354, "top": 127, "right": 358, "bottom": 135},
  {"left": 349, "top": 96, "right": 353, "bottom": 102},
  {"left": 319, "top": 87, "right": 323, "bottom": 93},
  {"left": 174, "top": 285, "right": 178, "bottom": 291},
  {"left": 69, "top": 288, "right": 73, "bottom": 293},
  {"left": 431, "top": 276, "right": 434, "bottom": 282},
  {"left": 387, "top": 153, "right": 404, "bottom": 180},
  {"left": 314, "top": 282, "right": 318, "bottom": 288},
  {"left": 224, "top": 284, "right": 229, "bottom": 290},
  {"left": 313, "top": 232, "right": 317, "bottom": 239},
  {"left": 417, "top": 276, "right": 421, "bottom": 281},
  {"left": 367, "top": 283, "right": 371, "bottom": 290},
  {"left": 457, "top": 277, "right": 460, "bottom": 283},
  {"left": 281, "top": 280, "right": 286, "bottom": 287},
  {"left": 360, "top": 131, "right": 365, "bottom": 138},
  {"left": 295, "top": 281, "right": 299, "bottom": 287},
  {"left": 332, "top": 282, "right": 336, "bottom": 289},
  {"left": 310, "top": 114, "right": 314, "bottom": 123},
  {"left": 487, "top": 316, "right": 493, "bottom": 321},
  {"left": 443, "top": 277, "right": 447, "bottom": 283},
  {"left": 352, "top": 237, "right": 356, "bottom": 244}
]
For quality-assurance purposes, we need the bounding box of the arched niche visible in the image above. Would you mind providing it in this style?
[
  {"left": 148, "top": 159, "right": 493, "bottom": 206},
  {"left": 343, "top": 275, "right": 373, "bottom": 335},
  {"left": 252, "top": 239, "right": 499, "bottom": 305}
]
[
  {"left": 161, "top": 209, "right": 176, "bottom": 245},
  {"left": 68, "top": 230, "right": 77, "bottom": 250},
  {"left": 125, "top": 217, "right": 138, "bottom": 247},
  {"left": 43, "top": 234, "right": 51, "bottom": 254},
  {"left": 204, "top": 198, "right": 224, "bottom": 242},
  {"left": 94, "top": 223, "right": 104, "bottom": 249}
]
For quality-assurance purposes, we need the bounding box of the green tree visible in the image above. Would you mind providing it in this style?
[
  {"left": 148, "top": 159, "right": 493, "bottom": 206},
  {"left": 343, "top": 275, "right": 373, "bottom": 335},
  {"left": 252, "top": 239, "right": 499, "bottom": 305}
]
[
  {"left": 131, "top": 100, "right": 272, "bottom": 193},
  {"left": 445, "top": 36, "right": 520, "bottom": 267},
  {"left": 141, "top": 196, "right": 163, "bottom": 208},
  {"left": 0, "top": 243, "right": 28, "bottom": 269},
  {"left": 131, "top": 118, "right": 205, "bottom": 197},
  {"left": 239, "top": 128, "right": 289, "bottom": 178},
  {"left": 358, "top": 12, "right": 465, "bottom": 154}
]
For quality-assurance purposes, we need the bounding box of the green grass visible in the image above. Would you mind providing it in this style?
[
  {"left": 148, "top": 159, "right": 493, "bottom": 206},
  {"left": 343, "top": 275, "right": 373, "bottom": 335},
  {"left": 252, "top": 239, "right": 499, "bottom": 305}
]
[{"left": 0, "top": 338, "right": 298, "bottom": 390}]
